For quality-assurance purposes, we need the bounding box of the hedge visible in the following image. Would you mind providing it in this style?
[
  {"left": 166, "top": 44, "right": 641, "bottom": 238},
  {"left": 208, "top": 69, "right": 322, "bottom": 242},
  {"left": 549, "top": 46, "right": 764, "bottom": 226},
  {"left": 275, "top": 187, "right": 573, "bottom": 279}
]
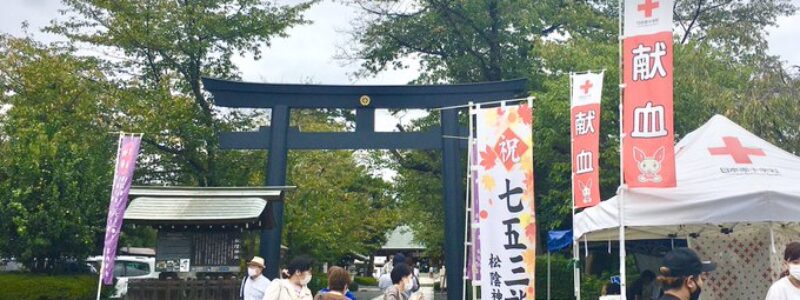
[
  {"left": 309, "top": 273, "right": 361, "bottom": 294},
  {"left": 0, "top": 273, "right": 114, "bottom": 300},
  {"left": 354, "top": 276, "right": 378, "bottom": 286}
]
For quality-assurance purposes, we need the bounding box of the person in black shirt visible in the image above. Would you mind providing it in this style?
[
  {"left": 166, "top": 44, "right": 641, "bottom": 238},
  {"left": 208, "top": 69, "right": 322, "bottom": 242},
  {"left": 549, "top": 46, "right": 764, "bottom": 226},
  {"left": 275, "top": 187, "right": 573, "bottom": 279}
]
[{"left": 656, "top": 248, "right": 716, "bottom": 300}]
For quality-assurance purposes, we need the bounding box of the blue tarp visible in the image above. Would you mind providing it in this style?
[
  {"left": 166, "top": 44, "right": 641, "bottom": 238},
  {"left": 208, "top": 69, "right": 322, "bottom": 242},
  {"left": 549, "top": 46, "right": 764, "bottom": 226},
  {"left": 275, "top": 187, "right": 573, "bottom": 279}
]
[{"left": 547, "top": 230, "right": 573, "bottom": 252}]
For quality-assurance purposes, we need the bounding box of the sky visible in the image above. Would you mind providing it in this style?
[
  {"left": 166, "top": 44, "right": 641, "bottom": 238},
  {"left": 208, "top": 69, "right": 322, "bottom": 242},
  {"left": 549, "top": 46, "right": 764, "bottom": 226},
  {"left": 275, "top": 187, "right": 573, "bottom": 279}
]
[{"left": 2, "top": 0, "right": 800, "bottom": 131}]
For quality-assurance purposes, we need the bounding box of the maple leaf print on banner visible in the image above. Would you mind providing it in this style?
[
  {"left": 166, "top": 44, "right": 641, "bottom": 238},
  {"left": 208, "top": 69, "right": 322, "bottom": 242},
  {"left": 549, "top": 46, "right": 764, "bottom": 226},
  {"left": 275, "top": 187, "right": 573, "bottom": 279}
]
[
  {"left": 479, "top": 145, "right": 497, "bottom": 170},
  {"left": 518, "top": 103, "right": 532, "bottom": 125}
]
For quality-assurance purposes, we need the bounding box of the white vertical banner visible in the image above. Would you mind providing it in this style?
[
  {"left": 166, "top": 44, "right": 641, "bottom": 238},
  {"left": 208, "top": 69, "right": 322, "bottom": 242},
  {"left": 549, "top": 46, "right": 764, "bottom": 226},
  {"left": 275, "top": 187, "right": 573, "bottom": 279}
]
[
  {"left": 475, "top": 102, "right": 536, "bottom": 300},
  {"left": 624, "top": 0, "right": 673, "bottom": 36}
]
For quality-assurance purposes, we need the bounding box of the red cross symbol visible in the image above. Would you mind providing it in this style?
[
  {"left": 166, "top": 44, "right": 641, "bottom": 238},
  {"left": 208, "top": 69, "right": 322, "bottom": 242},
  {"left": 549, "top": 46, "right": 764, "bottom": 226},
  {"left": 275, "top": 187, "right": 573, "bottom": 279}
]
[
  {"left": 708, "top": 136, "right": 765, "bottom": 164},
  {"left": 580, "top": 80, "right": 593, "bottom": 94},
  {"left": 638, "top": 0, "right": 660, "bottom": 18}
]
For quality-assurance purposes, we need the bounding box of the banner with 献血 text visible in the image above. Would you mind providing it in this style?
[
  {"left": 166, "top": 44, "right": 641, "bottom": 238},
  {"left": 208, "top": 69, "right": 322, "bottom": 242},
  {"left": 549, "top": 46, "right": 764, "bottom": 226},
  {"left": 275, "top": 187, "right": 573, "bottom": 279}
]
[
  {"left": 623, "top": 0, "right": 676, "bottom": 188},
  {"left": 571, "top": 71, "right": 604, "bottom": 208},
  {"left": 475, "top": 102, "right": 535, "bottom": 300}
]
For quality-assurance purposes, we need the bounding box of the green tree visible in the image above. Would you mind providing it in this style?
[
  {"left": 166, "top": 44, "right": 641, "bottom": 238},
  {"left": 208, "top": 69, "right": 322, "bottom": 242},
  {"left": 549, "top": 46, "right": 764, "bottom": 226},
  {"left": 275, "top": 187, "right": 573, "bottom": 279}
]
[
  {"left": 282, "top": 110, "right": 400, "bottom": 264},
  {"left": 0, "top": 36, "right": 117, "bottom": 272},
  {"left": 344, "top": 0, "right": 614, "bottom": 83},
  {"left": 47, "top": 0, "right": 314, "bottom": 186},
  {"left": 348, "top": 0, "right": 799, "bottom": 254}
]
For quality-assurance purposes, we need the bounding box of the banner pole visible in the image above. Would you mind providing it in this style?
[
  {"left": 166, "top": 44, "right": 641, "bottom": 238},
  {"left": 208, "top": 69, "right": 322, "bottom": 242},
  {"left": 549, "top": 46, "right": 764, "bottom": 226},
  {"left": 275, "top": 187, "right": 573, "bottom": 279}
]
[
  {"left": 462, "top": 102, "right": 474, "bottom": 300},
  {"left": 568, "top": 73, "right": 582, "bottom": 300},
  {"left": 618, "top": 0, "right": 628, "bottom": 299},
  {"left": 95, "top": 266, "right": 103, "bottom": 300}
]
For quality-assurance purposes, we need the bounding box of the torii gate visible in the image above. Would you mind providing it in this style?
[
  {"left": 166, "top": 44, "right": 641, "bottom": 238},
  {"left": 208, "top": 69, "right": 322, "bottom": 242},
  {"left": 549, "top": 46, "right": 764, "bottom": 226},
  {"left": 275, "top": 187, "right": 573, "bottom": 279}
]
[{"left": 203, "top": 77, "right": 527, "bottom": 300}]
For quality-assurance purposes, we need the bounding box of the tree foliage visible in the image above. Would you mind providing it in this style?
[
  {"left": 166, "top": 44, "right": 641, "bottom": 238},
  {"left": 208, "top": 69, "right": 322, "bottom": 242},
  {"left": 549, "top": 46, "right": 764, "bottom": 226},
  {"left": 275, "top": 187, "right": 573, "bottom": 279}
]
[
  {"left": 348, "top": 0, "right": 800, "bottom": 255},
  {"left": 46, "top": 0, "right": 314, "bottom": 186},
  {"left": 0, "top": 0, "right": 401, "bottom": 272},
  {"left": 344, "top": 0, "right": 615, "bottom": 83},
  {"left": 282, "top": 110, "right": 400, "bottom": 264},
  {"left": 0, "top": 37, "right": 116, "bottom": 272}
]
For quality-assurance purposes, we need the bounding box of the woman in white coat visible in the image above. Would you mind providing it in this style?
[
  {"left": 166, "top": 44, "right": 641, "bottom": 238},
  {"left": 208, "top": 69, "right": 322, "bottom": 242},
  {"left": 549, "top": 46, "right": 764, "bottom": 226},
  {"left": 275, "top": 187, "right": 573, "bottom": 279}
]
[
  {"left": 263, "top": 256, "right": 315, "bottom": 300},
  {"left": 766, "top": 242, "right": 800, "bottom": 300}
]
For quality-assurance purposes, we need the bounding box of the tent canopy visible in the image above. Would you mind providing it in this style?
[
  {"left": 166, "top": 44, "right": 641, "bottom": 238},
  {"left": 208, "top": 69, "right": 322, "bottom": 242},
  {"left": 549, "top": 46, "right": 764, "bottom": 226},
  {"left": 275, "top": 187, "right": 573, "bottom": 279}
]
[{"left": 575, "top": 115, "right": 800, "bottom": 241}]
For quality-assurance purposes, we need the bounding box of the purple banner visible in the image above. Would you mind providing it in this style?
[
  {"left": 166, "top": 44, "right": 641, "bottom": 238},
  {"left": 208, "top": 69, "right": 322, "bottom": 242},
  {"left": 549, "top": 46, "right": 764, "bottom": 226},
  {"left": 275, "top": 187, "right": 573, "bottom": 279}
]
[
  {"left": 101, "top": 135, "right": 141, "bottom": 284},
  {"left": 467, "top": 142, "right": 481, "bottom": 282}
]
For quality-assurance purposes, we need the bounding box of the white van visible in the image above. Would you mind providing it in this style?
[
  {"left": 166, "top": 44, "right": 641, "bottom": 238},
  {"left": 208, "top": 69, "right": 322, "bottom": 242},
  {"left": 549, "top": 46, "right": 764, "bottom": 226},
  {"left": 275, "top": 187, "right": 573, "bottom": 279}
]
[{"left": 86, "top": 255, "right": 159, "bottom": 298}]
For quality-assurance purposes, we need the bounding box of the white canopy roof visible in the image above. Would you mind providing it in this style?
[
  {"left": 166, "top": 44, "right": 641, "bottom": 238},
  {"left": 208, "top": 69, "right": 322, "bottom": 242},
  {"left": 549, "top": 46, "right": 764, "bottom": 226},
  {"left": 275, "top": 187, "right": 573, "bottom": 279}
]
[{"left": 574, "top": 115, "right": 800, "bottom": 241}]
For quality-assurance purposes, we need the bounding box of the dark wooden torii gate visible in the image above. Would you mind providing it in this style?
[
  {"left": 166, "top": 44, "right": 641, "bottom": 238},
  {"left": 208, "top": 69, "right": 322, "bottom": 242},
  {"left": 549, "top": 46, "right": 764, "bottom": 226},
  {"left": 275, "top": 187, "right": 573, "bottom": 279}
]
[{"left": 203, "top": 77, "right": 527, "bottom": 300}]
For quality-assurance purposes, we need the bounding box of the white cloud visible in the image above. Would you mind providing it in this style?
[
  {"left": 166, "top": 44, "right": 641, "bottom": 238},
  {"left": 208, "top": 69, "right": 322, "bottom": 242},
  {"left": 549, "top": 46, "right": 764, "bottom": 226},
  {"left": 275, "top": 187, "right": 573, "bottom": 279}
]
[
  {"left": 766, "top": 1, "right": 800, "bottom": 67},
  {"left": 232, "top": 0, "right": 420, "bottom": 85}
]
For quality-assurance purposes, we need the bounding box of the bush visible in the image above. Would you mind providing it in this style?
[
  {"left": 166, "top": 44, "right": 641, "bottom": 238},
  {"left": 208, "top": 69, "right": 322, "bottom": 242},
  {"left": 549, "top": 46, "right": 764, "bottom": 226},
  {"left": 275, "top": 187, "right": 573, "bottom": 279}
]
[
  {"left": 354, "top": 276, "right": 378, "bottom": 286},
  {"left": 0, "top": 273, "right": 114, "bottom": 300},
  {"left": 310, "top": 273, "right": 359, "bottom": 293}
]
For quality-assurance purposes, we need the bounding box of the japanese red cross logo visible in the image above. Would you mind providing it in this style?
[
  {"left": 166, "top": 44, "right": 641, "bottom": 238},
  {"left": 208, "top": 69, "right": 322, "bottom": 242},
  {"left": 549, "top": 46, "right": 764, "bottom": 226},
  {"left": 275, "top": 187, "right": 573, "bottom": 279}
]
[
  {"left": 708, "top": 136, "right": 766, "bottom": 164},
  {"left": 625, "top": 0, "right": 673, "bottom": 36}
]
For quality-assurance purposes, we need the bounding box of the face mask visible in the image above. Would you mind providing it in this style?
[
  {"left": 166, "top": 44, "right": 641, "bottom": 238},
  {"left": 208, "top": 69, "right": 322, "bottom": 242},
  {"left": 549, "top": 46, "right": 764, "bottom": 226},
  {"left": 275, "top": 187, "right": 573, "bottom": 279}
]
[
  {"left": 790, "top": 264, "right": 800, "bottom": 280},
  {"left": 301, "top": 274, "right": 313, "bottom": 286},
  {"left": 690, "top": 278, "right": 702, "bottom": 300},
  {"left": 248, "top": 267, "right": 259, "bottom": 277},
  {"left": 404, "top": 278, "right": 413, "bottom": 288}
]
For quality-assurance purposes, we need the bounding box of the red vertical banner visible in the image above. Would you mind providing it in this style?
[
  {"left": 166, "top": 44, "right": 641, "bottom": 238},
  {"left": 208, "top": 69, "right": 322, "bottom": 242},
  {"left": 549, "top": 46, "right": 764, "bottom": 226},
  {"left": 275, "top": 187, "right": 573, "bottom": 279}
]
[
  {"left": 622, "top": 0, "right": 676, "bottom": 188},
  {"left": 571, "top": 72, "right": 603, "bottom": 208}
]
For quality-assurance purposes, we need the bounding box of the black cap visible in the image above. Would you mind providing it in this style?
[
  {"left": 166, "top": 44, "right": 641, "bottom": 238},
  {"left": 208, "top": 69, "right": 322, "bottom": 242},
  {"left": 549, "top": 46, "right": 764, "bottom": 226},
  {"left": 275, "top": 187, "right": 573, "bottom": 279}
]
[{"left": 659, "top": 248, "right": 716, "bottom": 277}]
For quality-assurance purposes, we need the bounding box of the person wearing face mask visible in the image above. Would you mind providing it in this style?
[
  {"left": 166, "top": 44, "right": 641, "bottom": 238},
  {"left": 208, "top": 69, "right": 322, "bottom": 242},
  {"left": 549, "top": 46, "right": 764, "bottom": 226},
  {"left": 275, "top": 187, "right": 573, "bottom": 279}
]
[
  {"left": 765, "top": 242, "right": 800, "bottom": 299},
  {"left": 656, "top": 248, "right": 716, "bottom": 300},
  {"left": 384, "top": 263, "right": 413, "bottom": 300},
  {"left": 241, "top": 256, "right": 271, "bottom": 300},
  {"left": 262, "top": 255, "right": 315, "bottom": 300}
]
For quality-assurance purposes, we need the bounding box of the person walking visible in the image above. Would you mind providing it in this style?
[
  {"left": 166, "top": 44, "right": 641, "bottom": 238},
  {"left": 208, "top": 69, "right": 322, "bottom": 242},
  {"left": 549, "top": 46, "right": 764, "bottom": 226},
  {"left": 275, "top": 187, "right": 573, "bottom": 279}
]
[
  {"left": 766, "top": 242, "right": 800, "bottom": 299},
  {"left": 656, "top": 248, "right": 716, "bottom": 300},
  {"left": 380, "top": 253, "right": 405, "bottom": 291},
  {"left": 402, "top": 257, "right": 420, "bottom": 299},
  {"left": 315, "top": 266, "right": 352, "bottom": 300},
  {"left": 262, "top": 256, "right": 315, "bottom": 300},
  {"left": 317, "top": 266, "right": 356, "bottom": 300},
  {"left": 384, "top": 263, "right": 414, "bottom": 300},
  {"left": 382, "top": 255, "right": 395, "bottom": 275},
  {"left": 241, "top": 256, "right": 271, "bottom": 300}
]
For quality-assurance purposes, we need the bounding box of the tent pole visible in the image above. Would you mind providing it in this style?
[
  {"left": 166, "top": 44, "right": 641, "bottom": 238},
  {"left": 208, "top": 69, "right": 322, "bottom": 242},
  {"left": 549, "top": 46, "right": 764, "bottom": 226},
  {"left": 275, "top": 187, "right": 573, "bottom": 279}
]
[
  {"left": 547, "top": 252, "right": 551, "bottom": 300},
  {"left": 618, "top": 188, "right": 627, "bottom": 299},
  {"left": 617, "top": 0, "right": 627, "bottom": 297}
]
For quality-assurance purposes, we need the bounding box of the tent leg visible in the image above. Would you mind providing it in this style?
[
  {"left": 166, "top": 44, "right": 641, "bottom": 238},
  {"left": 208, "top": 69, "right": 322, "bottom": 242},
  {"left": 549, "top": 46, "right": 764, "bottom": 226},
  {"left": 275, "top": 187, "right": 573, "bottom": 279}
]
[
  {"left": 618, "top": 188, "right": 627, "bottom": 300},
  {"left": 573, "top": 240, "right": 580, "bottom": 300},
  {"left": 547, "top": 252, "right": 551, "bottom": 300}
]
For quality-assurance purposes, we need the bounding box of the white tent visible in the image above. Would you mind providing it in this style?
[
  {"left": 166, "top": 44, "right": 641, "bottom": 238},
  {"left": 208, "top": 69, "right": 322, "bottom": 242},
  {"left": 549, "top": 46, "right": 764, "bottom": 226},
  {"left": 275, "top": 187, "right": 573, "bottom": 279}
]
[
  {"left": 573, "top": 115, "right": 800, "bottom": 299},
  {"left": 575, "top": 114, "right": 800, "bottom": 241}
]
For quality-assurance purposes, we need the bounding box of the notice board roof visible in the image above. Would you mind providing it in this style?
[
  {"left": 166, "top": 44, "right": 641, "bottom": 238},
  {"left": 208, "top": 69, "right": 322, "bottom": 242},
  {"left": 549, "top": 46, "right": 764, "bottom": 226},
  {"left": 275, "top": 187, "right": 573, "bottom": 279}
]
[{"left": 123, "top": 186, "right": 293, "bottom": 227}]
